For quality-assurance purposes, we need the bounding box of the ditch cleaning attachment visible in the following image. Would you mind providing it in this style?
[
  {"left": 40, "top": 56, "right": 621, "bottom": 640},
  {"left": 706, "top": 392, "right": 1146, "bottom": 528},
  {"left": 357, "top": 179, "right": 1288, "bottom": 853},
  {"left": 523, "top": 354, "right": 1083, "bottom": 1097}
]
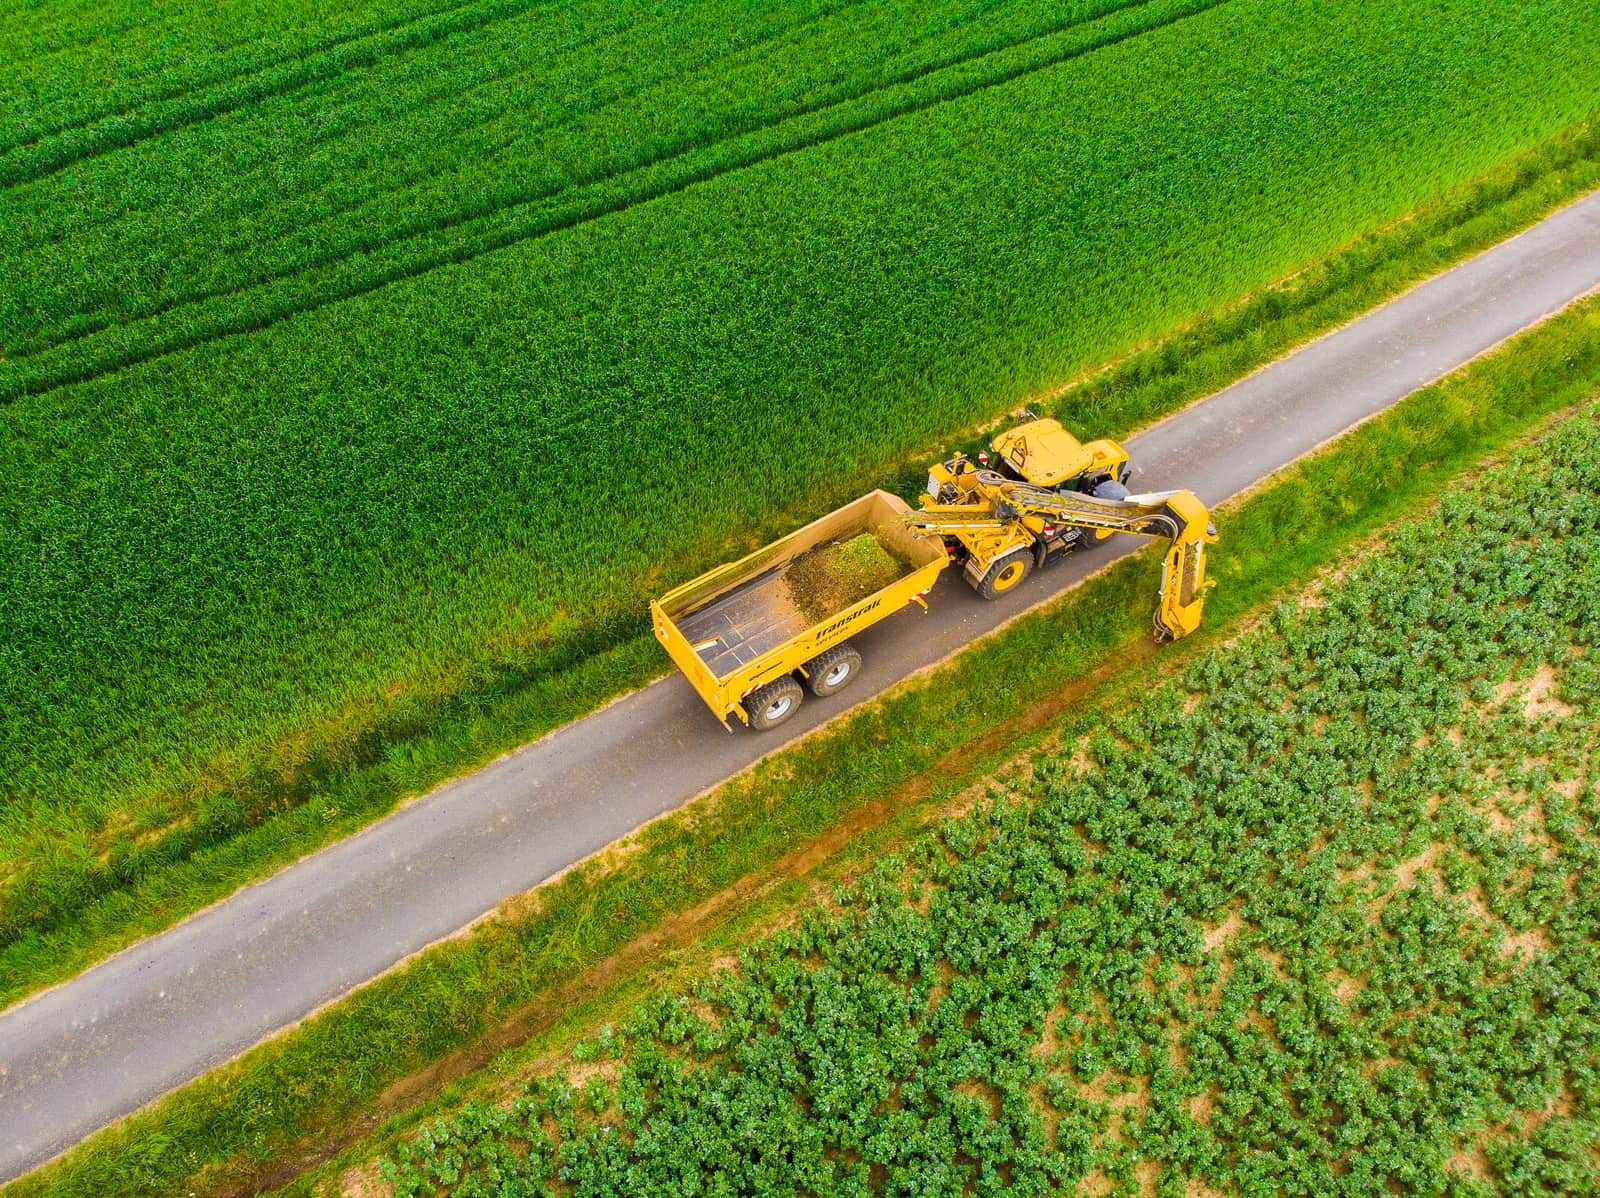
[{"left": 907, "top": 459, "right": 1218, "bottom": 640}]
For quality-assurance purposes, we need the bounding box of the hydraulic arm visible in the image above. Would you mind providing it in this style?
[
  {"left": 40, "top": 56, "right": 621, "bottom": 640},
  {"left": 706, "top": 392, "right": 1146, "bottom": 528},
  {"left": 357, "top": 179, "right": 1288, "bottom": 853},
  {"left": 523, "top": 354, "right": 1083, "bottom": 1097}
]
[{"left": 906, "top": 463, "right": 1218, "bottom": 639}]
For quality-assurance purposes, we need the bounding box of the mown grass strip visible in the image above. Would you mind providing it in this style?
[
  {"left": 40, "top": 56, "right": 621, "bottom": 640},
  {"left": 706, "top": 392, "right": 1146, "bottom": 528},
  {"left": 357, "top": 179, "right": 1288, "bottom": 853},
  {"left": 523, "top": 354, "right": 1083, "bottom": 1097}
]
[
  {"left": 3, "top": 124, "right": 1596, "bottom": 1012},
  {"left": 9, "top": 279, "right": 1598, "bottom": 1198}
]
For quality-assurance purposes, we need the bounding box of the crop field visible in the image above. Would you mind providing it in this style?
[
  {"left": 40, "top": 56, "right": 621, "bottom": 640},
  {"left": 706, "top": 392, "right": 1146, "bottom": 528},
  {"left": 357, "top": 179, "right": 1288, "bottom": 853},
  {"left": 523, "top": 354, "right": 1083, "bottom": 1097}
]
[
  {"left": 371, "top": 408, "right": 1600, "bottom": 1196},
  {"left": 3, "top": 0, "right": 1599, "bottom": 976}
]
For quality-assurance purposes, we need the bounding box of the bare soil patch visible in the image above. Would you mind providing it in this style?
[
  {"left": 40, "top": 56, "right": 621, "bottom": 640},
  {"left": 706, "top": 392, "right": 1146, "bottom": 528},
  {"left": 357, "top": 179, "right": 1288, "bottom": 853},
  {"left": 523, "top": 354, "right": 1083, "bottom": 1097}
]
[
  {"left": 1202, "top": 907, "right": 1244, "bottom": 953},
  {"left": 1521, "top": 664, "right": 1575, "bottom": 719}
]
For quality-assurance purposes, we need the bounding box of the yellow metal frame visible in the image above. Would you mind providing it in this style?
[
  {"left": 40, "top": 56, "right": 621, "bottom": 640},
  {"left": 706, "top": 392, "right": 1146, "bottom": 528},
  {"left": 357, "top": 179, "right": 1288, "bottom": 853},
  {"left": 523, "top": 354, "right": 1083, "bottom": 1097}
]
[
  {"left": 652, "top": 420, "right": 1218, "bottom": 729},
  {"left": 914, "top": 459, "right": 1217, "bottom": 639},
  {"left": 652, "top": 490, "right": 948, "bottom": 725}
]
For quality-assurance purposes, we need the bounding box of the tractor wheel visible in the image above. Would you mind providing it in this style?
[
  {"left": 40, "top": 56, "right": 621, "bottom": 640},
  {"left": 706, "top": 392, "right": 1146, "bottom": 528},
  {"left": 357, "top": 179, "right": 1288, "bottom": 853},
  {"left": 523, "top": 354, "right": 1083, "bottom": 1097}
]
[
  {"left": 804, "top": 644, "right": 862, "bottom": 697},
  {"left": 975, "top": 551, "right": 1032, "bottom": 599},
  {"left": 744, "top": 676, "right": 804, "bottom": 731}
]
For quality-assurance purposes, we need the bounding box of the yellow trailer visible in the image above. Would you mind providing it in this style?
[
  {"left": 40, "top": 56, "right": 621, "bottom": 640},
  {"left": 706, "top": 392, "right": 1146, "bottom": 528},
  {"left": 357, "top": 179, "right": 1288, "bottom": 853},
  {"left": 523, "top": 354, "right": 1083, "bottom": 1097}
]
[{"left": 651, "top": 490, "right": 948, "bottom": 730}]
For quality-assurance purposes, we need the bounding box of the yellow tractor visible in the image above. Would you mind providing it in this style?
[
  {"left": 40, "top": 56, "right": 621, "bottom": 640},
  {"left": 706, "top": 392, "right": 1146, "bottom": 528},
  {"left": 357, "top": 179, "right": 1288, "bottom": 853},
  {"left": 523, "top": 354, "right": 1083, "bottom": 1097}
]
[{"left": 908, "top": 417, "right": 1216, "bottom": 640}]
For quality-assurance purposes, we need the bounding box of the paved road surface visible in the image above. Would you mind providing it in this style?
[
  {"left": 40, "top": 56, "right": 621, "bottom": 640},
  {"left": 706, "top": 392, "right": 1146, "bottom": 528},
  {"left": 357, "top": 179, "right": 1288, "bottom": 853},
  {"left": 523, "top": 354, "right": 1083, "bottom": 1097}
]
[{"left": 4, "top": 191, "right": 1599, "bottom": 1181}]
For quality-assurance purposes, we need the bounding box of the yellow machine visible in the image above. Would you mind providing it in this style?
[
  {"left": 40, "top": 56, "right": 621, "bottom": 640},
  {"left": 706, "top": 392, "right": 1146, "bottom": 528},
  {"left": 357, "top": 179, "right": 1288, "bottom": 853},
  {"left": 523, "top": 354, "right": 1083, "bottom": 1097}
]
[
  {"left": 651, "top": 418, "right": 1217, "bottom": 730},
  {"left": 983, "top": 415, "right": 1135, "bottom": 543},
  {"left": 989, "top": 416, "right": 1130, "bottom": 491},
  {"left": 652, "top": 491, "right": 947, "bottom": 731},
  {"left": 909, "top": 433, "right": 1216, "bottom": 640}
]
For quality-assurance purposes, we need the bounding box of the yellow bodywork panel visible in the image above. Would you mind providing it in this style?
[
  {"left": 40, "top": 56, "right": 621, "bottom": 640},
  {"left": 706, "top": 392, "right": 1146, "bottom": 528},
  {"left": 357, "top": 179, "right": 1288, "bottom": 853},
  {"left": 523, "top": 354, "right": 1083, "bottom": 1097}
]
[
  {"left": 652, "top": 491, "right": 948, "bottom": 725},
  {"left": 1149, "top": 489, "right": 1217, "bottom": 640},
  {"left": 990, "top": 418, "right": 1128, "bottom": 487},
  {"left": 652, "top": 418, "right": 1213, "bottom": 728}
]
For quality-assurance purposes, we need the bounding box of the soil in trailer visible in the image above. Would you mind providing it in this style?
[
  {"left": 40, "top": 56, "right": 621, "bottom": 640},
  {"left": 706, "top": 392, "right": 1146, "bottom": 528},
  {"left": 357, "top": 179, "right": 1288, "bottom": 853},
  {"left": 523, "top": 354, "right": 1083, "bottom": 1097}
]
[
  {"left": 785, "top": 533, "right": 909, "bottom": 622},
  {"left": 678, "top": 532, "right": 912, "bottom": 678}
]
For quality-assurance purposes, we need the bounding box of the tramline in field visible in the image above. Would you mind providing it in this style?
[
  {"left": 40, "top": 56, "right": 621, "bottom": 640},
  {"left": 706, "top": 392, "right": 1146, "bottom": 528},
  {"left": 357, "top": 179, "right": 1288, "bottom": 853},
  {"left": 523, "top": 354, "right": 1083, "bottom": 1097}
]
[{"left": 652, "top": 418, "right": 1216, "bottom": 729}]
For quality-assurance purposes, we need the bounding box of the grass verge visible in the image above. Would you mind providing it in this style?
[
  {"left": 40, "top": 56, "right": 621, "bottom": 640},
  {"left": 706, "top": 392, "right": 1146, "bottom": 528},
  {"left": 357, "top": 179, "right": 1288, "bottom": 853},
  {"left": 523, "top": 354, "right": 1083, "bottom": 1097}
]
[
  {"left": 9, "top": 275, "right": 1599, "bottom": 1198},
  {"left": 5, "top": 120, "right": 1597, "bottom": 1012}
]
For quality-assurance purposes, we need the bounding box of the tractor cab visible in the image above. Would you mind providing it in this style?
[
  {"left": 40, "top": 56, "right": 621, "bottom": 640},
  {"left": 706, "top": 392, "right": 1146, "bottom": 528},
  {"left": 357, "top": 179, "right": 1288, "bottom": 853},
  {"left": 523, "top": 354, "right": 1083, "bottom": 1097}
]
[{"left": 990, "top": 417, "right": 1130, "bottom": 496}]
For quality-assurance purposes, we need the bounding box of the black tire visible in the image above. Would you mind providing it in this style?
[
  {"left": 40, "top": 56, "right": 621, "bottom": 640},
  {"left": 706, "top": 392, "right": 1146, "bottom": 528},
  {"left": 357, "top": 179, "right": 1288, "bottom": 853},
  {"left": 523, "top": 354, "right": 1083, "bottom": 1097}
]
[
  {"left": 744, "top": 676, "right": 804, "bottom": 731},
  {"left": 804, "top": 644, "right": 862, "bottom": 697},
  {"left": 975, "top": 550, "right": 1032, "bottom": 599}
]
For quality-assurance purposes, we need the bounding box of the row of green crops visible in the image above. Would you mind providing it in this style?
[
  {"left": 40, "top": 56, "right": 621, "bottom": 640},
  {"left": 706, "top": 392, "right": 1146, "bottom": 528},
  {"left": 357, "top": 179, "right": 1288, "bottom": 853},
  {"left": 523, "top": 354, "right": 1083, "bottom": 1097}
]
[
  {"left": 374, "top": 408, "right": 1600, "bottom": 1197},
  {"left": 3, "top": 0, "right": 1598, "bottom": 965},
  {"left": 2, "top": 0, "right": 1210, "bottom": 366}
]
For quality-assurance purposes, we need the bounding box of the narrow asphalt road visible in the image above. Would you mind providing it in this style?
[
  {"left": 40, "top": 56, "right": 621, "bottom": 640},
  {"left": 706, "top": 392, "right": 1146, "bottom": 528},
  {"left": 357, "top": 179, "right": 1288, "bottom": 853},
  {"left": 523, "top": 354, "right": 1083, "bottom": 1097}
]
[{"left": 4, "top": 191, "right": 1600, "bottom": 1181}]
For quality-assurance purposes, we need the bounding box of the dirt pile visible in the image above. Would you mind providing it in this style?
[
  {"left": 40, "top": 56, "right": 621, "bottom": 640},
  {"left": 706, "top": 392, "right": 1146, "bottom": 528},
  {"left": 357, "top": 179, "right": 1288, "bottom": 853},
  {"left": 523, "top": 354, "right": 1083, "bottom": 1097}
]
[{"left": 785, "top": 534, "right": 907, "bottom": 621}]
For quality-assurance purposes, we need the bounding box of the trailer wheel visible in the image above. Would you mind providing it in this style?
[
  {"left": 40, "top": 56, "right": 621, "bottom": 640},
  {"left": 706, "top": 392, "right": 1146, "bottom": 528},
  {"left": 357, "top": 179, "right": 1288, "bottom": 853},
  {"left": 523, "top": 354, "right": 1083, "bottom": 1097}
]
[
  {"left": 804, "top": 645, "right": 862, "bottom": 697},
  {"left": 744, "top": 676, "right": 804, "bottom": 731},
  {"left": 976, "top": 550, "right": 1032, "bottom": 599}
]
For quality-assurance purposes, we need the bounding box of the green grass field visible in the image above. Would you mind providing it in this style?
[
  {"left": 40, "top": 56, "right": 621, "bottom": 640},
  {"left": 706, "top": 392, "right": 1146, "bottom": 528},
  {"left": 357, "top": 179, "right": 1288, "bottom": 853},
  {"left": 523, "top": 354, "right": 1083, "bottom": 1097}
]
[
  {"left": 2, "top": 0, "right": 1598, "bottom": 984},
  {"left": 374, "top": 402, "right": 1600, "bottom": 1197}
]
